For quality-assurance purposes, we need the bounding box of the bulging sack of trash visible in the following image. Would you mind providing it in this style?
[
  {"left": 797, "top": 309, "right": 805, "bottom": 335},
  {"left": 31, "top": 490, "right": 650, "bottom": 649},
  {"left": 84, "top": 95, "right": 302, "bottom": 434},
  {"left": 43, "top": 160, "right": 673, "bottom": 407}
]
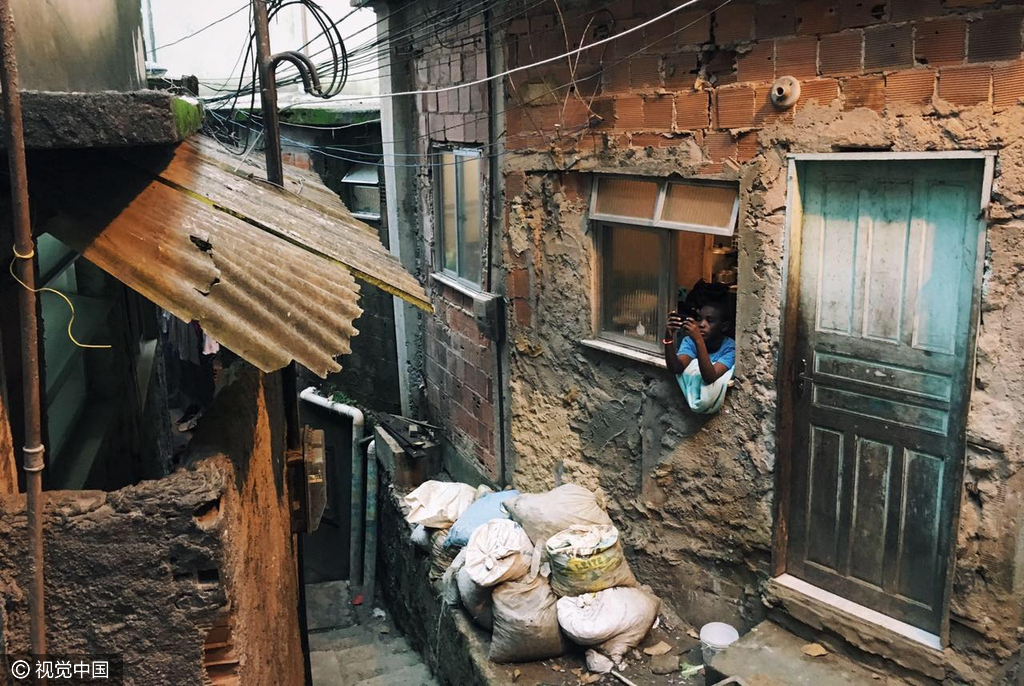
[
  {"left": 464, "top": 519, "right": 534, "bottom": 588},
  {"left": 556, "top": 587, "right": 661, "bottom": 661},
  {"left": 429, "top": 528, "right": 459, "bottom": 581},
  {"left": 506, "top": 484, "right": 613, "bottom": 548},
  {"left": 457, "top": 565, "right": 493, "bottom": 629},
  {"left": 546, "top": 524, "right": 637, "bottom": 597},
  {"left": 489, "top": 573, "right": 567, "bottom": 663},
  {"left": 410, "top": 524, "right": 432, "bottom": 552},
  {"left": 444, "top": 489, "right": 520, "bottom": 549},
  {"left": 441, "top": 548, "right": 467, "bottom": 606},
  {"left": 404, "top": 481, "right": 480, "bottom": 528}
]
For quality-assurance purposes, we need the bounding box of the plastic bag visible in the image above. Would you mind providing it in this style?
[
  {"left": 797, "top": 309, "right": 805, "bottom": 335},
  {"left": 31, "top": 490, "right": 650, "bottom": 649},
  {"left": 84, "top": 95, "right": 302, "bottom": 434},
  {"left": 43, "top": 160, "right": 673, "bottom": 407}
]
[
  {"left": 429, "top": 528, "right": 459, "bottom": 581},
  {"left": 445, "top": 489, "right": 520, "bottom": 549},
  {"left": 546, "top": 525, "right": 637, "bottom": 597},
  {"left": 457, "top": 566, "right": 493, "bottom": 629},
  {"left": 403, "top": 481, "right": 480, "bottom": 528},
  {"left": 556, "top": 587, "right": 661, "bottom": 661},
  {"left": 506, "top": 484, "right": 613, "bottom": 548},
  {"left": 410, "top": 524, "right": 432, "bottom": 551},
  {"left": 464, "top": 519, "right": 534, "bottom": 588},
  {"left": 489, "top": 573, "right": 567, "bottom": 663}
]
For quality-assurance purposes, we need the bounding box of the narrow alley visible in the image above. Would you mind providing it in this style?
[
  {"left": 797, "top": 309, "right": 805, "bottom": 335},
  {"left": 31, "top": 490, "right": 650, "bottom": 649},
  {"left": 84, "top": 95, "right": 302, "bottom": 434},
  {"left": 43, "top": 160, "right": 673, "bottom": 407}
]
[{"left": 1, "top": 0, "right": 1024, "bottom": 685}]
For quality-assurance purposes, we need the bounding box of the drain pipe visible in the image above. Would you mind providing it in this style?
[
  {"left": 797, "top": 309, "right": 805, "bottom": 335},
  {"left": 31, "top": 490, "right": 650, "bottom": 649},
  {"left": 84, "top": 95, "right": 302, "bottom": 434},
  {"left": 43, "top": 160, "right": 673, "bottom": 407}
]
[
  {"left": 362, "top": 439, "right": 378, "bottom": 604},
  {"left": 0, "top": 0, "right": 48, "bottom": 663},
  {"left": 299, "top": 388, "right": 364, "bottom": 585}
]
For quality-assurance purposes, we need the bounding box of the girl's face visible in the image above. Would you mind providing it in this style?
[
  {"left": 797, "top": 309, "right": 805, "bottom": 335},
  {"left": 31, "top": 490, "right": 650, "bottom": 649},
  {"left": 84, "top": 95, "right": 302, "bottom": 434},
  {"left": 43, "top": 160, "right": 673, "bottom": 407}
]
[{"left": 697, "top": 305, "right": 728, "bottom": 344}]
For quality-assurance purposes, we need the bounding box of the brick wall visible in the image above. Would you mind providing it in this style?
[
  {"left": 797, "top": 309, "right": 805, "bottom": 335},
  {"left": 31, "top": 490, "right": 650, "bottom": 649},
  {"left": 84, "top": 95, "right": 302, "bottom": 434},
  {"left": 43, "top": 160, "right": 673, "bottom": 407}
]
[
  {"left": 504, "top": 0, "right": 1024, "bottom": 164},
  {"left": 409, "top": 9, "right": 503, "bottom": 483}
]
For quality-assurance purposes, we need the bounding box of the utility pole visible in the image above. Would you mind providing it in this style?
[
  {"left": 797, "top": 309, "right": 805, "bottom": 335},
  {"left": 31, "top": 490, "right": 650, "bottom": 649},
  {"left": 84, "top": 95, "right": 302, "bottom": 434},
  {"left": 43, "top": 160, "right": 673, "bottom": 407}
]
[
  {"left": 0, "top": 0, "right": 48, "bottom": 675},
  {"left": 252, "top": 0, "right": 284, "bottom": 187}
]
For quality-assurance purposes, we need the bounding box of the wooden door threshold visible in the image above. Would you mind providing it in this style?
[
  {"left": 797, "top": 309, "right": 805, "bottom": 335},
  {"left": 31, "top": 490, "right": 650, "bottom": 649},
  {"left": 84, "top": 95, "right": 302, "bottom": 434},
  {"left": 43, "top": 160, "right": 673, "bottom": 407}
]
[{"left": 764, "top": 574, "right": 948, "bottom": 683}]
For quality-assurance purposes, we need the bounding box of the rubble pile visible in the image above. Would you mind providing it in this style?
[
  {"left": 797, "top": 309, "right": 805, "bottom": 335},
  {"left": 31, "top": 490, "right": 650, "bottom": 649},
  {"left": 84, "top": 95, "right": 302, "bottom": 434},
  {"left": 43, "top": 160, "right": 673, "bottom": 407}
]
[{"left": 402, "top": 481, "right": 663, "bottom": 668}]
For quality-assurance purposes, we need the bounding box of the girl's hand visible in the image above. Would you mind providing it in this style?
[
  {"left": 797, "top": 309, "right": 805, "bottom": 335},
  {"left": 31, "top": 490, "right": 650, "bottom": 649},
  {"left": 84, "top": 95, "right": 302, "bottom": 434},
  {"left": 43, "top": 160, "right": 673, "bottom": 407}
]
[
  {"left": 683, "top": 318, "right": 702, "bottom": 342},
  {"left": 666, "top": 311, "right": 684, "bottom": 338}
]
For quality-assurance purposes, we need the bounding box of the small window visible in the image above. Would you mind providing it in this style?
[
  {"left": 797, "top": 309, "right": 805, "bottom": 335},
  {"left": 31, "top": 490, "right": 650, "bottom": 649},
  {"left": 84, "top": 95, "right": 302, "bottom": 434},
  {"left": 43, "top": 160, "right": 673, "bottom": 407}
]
[
  {"left": 593, "top": 176, "right": 739, "bottom": 353},
  {"left": 435, "top": 148, "right": 483, "bottom": 286},
  {"left": 340, "top": 164, "right": 381, "bottom": 222}
]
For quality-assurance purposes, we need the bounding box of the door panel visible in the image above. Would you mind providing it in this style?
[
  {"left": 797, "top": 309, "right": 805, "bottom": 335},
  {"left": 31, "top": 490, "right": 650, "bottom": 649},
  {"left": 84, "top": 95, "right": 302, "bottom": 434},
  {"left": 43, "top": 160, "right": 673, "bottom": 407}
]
[{"left": 786, "top": 160, "right": 983, "bottom": 634}]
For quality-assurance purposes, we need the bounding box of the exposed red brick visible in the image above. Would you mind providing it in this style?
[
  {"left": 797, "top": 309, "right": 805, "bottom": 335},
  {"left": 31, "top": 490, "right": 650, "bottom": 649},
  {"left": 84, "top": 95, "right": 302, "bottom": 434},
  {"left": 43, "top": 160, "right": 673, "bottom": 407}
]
[
  {"left": 674, "top": 10, "right": 713, "bottom": 46},
  {"left": 505, "top": 171, "right": 526, "bottom": 199},
  {"left": 864, "top": 24, "right": 913, "bottom": 72},
  {"left": 947, "top": 0, "right": 996, "bottom": 7},
  {"left": 664, "top": 53, "right": 700, "bottom": 90},
  {"left": 735, "top": 130, "right": 760, "bottom": 161},
  {"left": 993, "top": 62, "right": 1024, "bottom": 108},
  {"left": 676, "top": 90, "right": 711, "bottom": 129},
  {"left": 705, "top": 49, "right": 738, "bottom": 86},
  {"left": 914, "top": 18, "right": 967, "bottom": 68},
  {"left": 704, "top": 131, "right": 737, "bottom": 163},
  {"left": 968, "top": 13, "right": 1024, "bottom": 64},
  {"left": 590, "top": 98, "right": 615, "bottom": 130},
  {"left": 736, "top": 41, "right": 776, "bottom": 83},
  {"left": 776, "top": 36, "right": 819, "bottom": 78},
  {"left": 754, "top": 87, "right": 796, "bottom": 124},
  {"left": 615, "top": 95, "right": 645, "bottom": 130},
  {"left": 756, "top": 2, "right": 798, "bottom": 39},
  {"left": 514, "top": 299, "right": 532, "bottom": 327},
  {"left": 843, "top": 75, "right": 885, "bottom": 110},
  {"left": 630, "top": 133, "right": 669, "bottom": 148},
  {"left": 839, "top": 0, "right": 885, "bottom": 29},
  {"left": 891, "top": 0, "right": 942, "bottom": 22},
  {"left": 938, "top": 65, "right": 992, "bottom": 106},
  {"left": 715, "top": 85, "right": 757, "bottom": 128},
  {"left": 630, "top": 54, "right": 662, "bottom": 90},
  {"left": 885, "top": 69, "right": 936, "bottom": 105},
  {"left": 602, "top": 62, "right": 630, "bottom": 93},
  {"left": 797, "top": 2, "right": 840, "bottom": 35},
  {"left": 715, "top": 4, "right": 754, "bottom": 44},
  {"left": 644, "top": 18, "right": 676, "bottom": 54},
  {"left": 508, "top": 268, "right": 529, "bottom": 299},
  {"left": 644, "top": 94, "right": 674, "bottom": 129},
  {"left": 820, "top": 31, "right": 863, "bottom": 76},
  {"left": 796, "top": 79, "right": 841, "bottom": 108}
]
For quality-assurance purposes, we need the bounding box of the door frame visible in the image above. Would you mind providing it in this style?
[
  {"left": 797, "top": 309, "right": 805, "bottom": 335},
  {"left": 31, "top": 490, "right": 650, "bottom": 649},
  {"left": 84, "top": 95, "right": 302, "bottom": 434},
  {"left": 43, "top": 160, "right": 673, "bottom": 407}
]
[{"left": 772, "top": 151, "right": 996, "bottom": 647}]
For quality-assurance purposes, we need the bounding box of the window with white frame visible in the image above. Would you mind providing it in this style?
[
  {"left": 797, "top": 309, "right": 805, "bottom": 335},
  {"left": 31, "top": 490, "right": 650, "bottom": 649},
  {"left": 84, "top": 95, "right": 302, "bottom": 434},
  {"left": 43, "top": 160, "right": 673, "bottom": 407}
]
[
  {"left": 339, "top": 163, "right": 381, "bottom": 223},
  {"left": 435, "top": 148, "right": 484, "bottom": 287},
  {"left": 591, "top": 176, "right": 740, "bottom": 353}
]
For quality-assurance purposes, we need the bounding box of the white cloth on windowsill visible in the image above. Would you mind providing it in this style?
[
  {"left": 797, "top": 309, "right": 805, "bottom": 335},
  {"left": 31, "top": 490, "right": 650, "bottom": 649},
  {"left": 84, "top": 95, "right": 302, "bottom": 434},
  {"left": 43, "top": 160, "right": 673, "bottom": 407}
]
[{"left": 677, "top": 358, "right": 733, "bottom": 414}]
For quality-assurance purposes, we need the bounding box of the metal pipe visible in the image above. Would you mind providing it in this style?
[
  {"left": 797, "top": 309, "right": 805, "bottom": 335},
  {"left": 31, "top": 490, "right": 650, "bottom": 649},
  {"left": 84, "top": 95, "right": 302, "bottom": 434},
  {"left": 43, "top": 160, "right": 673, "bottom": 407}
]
[
  {"left": 361, "top": 439, "right": 377, "bottom": 604},
  {"left": 298, "top": 388, "right": 365, "bottom": 584},
  {"left": 0, "top": 0, "right": 47, "bottom": 664}
]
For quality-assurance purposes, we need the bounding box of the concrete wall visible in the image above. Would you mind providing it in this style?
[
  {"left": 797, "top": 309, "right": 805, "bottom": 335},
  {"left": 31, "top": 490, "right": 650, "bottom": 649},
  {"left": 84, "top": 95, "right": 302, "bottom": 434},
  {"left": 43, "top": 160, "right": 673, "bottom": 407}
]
[
  {"left": 0, "top": 367, "right": 303, "bottom": 685},
  {"left": 394, "top": 0, "right": 1024, "bottom": 681},
  {"left": 11, "top": 0, "right": 145, "bottom": 92}
]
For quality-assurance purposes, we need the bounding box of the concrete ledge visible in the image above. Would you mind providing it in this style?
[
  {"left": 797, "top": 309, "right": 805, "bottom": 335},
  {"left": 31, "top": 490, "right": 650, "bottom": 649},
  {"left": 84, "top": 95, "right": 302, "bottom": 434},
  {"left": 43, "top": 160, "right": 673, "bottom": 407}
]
[{"left": 1, "top": 90, "right": 201, "bottom": 149}]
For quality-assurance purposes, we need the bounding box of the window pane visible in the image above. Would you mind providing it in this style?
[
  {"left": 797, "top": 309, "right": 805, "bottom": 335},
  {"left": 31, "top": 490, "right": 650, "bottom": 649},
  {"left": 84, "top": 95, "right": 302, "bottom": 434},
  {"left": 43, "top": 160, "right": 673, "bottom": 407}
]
[
  {"left": 594, "top": 177, "right": 659, "bottom": 220},
  {"left": 349, "top": 184, "right": 381, "bottom": 218},
  {"left": 439, "top": 152, "right": 457, "bottom": 272},
  {"left": 661, "top": 182, "right": 737, "bottom": 231},
  {"left": 602, "top": 225, "right": 661, "bottom": 345},
  {"left": 458, "top": 154, "right": 482, "bottom": 285}
]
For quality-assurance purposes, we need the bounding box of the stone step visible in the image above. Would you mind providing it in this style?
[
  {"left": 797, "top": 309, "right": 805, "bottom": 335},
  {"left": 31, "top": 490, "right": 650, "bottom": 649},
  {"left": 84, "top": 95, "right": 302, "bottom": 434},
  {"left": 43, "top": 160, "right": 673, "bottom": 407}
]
[
  {"left": 305, "top": 580, "right": 356, "bottom": 631},
  {"left": 707, "top": 621, "right": 901, "bottom": 685},
  {"left": 353, "top": 662, "right": 436, "bottom": 686},
  {"left": 331, "top": 640, "right": 411, "bottom": 666},
  {"left": 308, "top": 627, "right": 376, "bottom": 652}
]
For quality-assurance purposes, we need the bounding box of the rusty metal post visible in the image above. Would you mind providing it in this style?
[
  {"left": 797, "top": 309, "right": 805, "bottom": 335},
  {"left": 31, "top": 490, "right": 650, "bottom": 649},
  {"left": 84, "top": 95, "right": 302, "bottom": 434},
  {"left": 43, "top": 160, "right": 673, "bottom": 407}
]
[{"left": 0, "top": 0, "right": 47, "bottom": 668}]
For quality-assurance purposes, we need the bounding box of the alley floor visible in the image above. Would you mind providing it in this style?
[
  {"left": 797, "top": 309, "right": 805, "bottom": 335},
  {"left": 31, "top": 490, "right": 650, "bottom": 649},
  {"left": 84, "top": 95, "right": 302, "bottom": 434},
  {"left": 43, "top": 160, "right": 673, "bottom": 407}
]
[{"left": 305, "top": 581, "right": 437, "bottom": 686}]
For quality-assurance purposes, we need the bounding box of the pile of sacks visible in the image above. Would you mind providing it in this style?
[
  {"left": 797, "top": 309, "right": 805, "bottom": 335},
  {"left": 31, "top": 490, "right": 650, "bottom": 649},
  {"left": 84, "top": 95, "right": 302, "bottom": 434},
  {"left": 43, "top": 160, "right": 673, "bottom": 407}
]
[{"left": 403, "top": 481, "right": 661, "bottom": 664}]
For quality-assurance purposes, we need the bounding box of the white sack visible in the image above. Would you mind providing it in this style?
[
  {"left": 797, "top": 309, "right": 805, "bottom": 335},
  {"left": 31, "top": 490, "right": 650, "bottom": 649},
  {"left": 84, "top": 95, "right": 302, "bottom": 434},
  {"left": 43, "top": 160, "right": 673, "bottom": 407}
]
[
  {"left": 464, "top": 519, "right": 534, "bottom": 588},
  {"left": 441, "top": 549, "right": 467, "bottom": 606},
  {"left": 506, "top": 484, "right": 613, "bottom": 548},
  {"left": 556, "top": 587, "right": 661, "bottom": 661},
  {"left": 489, "top": 573, "right": 567, "bottom": 663},
  {"left": 410, "top": 524, "right": 432, "bottom": 551},
  {"left": 403, "top": 481, "right": 479, "bottom": 528},
  {"left": 457, "top": 566, "right": 493, "bottom": 629}
]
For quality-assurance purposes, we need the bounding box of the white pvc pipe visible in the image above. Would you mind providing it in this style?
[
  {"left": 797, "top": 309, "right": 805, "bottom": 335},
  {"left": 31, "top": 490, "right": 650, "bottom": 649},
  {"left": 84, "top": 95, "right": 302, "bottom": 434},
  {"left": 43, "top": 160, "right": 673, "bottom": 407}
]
[{"left": 299, "top": 387, "right": 365, "bottom": 584}]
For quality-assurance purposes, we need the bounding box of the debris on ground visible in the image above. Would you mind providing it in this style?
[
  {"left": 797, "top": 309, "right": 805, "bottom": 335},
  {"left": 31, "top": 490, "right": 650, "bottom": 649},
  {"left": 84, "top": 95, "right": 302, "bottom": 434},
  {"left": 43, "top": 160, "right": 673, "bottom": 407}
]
[
  {"left": 649, "top": 653, "right": 679, "bottom": 675},
  {"left": 642, "top": 641, "right": 671, "bottom": 656},
  {"left": 802, "top": 642, "right": 829, "bottom": 657}
]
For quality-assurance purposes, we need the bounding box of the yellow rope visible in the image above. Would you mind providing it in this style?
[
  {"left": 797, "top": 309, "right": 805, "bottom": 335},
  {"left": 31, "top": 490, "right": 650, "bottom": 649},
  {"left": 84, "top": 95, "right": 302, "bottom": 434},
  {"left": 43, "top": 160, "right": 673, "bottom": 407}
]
[{"left": 10, "top": 244, "right": 112, "bottom": 350}]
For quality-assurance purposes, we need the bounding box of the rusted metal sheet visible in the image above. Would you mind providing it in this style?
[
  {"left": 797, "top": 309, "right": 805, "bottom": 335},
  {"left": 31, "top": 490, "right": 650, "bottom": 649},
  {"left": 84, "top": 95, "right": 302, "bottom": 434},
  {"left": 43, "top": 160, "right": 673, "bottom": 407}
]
[{"left": 135, "top": 137, "right": 430, "bottom": 311}]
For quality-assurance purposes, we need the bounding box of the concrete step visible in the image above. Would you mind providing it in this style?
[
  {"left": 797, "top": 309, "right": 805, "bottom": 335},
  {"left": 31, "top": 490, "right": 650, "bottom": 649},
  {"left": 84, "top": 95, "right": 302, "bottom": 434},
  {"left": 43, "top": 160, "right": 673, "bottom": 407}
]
[
  {"left": 353, "top": 663, "right": 436, "bottom": 686},
  {"left": 308, "top": 627, "right": 375, "bottom": 652},
  {"left": 708, "top": 621, "right": 902, "bottom": 685}
]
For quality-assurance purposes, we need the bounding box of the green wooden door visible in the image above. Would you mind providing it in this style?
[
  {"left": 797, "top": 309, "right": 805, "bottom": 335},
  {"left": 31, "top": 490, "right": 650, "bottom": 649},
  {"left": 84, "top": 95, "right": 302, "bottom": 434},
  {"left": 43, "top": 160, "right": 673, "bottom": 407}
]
[{"left": 786, "top": 159, "right": 984, "bottom": 634}]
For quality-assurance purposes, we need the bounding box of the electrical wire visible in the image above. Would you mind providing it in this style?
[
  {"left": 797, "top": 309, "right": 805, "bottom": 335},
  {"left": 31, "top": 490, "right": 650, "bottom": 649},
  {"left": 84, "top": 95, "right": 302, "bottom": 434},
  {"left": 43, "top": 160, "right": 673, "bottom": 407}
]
[{"left": 153, "top": 3, "right": 250, "bottom": 51}]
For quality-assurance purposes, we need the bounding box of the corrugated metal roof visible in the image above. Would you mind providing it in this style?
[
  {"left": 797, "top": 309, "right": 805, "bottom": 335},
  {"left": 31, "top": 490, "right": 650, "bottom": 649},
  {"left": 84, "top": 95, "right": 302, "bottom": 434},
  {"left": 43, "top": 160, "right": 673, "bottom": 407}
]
[{"left": 31, "top": 137, "right": 428, "bottom": 378}]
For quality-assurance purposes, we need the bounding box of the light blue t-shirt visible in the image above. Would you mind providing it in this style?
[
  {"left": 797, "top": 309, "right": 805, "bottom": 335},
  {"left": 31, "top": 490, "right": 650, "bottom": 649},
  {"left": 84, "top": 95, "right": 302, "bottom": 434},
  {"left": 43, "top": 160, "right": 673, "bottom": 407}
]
[{"left": 677, "top": 336, "right": 736, "bottom": 370}]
